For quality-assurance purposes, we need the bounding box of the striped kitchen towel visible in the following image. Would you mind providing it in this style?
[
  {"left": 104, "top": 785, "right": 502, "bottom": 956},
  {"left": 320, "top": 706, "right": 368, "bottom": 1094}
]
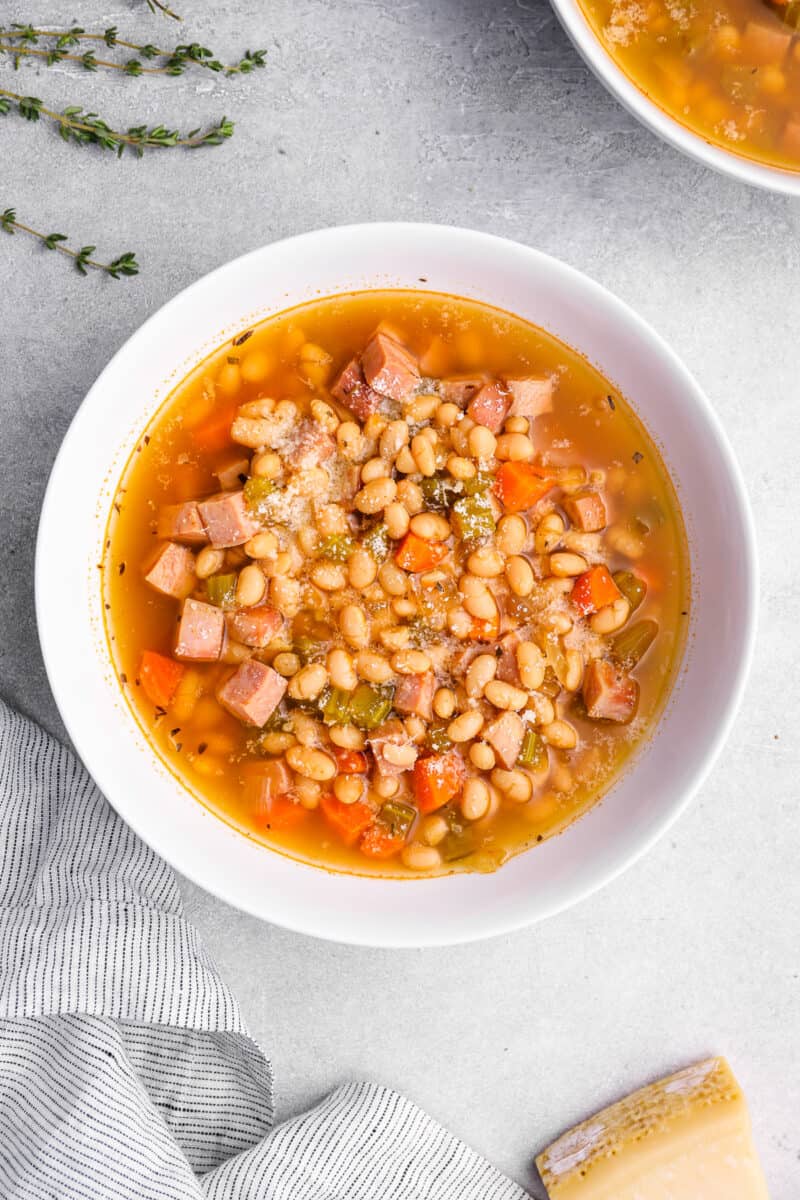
[{"left": 0, "top": 696, "right": 529, "bottom": 1200}]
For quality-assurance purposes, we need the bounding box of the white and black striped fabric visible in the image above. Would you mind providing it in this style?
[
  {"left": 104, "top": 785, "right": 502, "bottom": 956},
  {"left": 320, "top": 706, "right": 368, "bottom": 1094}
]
[{"left": 0, "top": 697, "right": 530, "bottom": 1200}]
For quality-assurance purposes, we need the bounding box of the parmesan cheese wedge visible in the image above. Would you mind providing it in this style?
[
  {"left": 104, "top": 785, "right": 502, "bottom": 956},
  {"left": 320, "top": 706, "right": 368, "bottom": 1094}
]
[{"left": 536, "top": 1057, "right": 769, "bottom": 1199}]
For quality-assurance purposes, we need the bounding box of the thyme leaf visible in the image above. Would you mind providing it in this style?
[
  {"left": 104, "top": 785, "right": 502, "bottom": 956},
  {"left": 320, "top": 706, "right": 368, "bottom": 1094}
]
[
  {"left": 1, "top": 208, "right": 139, "bottom": 279},
  {"left": 0, "top": 89, "right": 234, "bottom": 154}
]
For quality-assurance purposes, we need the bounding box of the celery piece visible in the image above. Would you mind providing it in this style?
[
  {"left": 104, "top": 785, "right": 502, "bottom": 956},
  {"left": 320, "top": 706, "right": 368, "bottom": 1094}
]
[
  {"left": 257, "top": 709, "right": 290, "bottom": 738},
  {"left": 611, "top": 619, "right": 658, "bottom": 670},
  {"left": 426, "top": 721, "right": 452, "bottom": 753},
  {"left": 451, "top": 490, "right": 495, "bottom": 543},
  {"left": 349, "top": 682, "right": 394, "bottom": 730},
  {"left": 421, "top": 473, "right": 461, "bottom": 512},
  {"left": 461, "top": 469, "right": 493, "bottom": 496},
  {"left": 205, "top": 573, "right": 237, "bottom": 609},
  {"left": 379, "top": 800, "right": 416, "bottom": 838},
  {"left": 440, "top": 823, "right": 478, "bottom": 862},
  {"left": 243, "top": 476, "right": 277, "bottom": 520},
  {"left": 318, "top": 533, "right": 356, "bottom": 563},
  {"left": 293, "top": 636, "right": 325, "bottom": 663},
  {"left": 613, "top": 570, "right": 647, "bottom": 613},
  {"left": 362, "top": 522, "right": 390, "bottom": 561},
  {"left": 540, "top": 666, "right": 561, "bottom": 698},
  {"left": 321, "top": 687, "right": 353, "bottom": 725},
  {"left": 518, "top": 727, "right": 547, "bottom": 770}
]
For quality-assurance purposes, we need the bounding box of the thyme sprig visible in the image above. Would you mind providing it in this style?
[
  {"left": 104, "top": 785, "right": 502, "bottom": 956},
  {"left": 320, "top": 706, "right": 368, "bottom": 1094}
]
[
  {"left": 0, "top": 88, "right": 234, "bottom": 155},
  {"left": 0, "top": 26, "right": 267, "bottom": 76},
  {"left": 1, "top": 208, "right": 138, "bottom": 278},
  {"left": 145, "top": 0, "right": 182, "bottom": 19}
]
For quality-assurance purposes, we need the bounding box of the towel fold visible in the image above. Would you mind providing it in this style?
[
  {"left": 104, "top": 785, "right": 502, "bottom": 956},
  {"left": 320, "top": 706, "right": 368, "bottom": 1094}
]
[{"left": 0, "top": 697, "right": 529, "bottom": 1200}]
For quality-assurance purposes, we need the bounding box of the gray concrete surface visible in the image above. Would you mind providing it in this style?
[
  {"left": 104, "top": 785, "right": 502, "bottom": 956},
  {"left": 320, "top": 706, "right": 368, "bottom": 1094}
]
[{"left": 2, "top": 0, "right": 798, "bottom": 1194}]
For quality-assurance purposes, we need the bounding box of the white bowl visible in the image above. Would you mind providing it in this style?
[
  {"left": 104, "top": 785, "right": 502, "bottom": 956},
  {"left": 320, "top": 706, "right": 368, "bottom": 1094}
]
[
  {"left": 549, "top": 0, "right": 800, "bottom": 195},
  {"left": 36, "top": 224, "right": 757, "bottom": 947}
]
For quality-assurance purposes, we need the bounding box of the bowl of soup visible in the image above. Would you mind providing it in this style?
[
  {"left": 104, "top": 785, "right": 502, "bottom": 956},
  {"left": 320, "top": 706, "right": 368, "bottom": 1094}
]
[
  {"left": 36, "top": 224, "right": 756, "bottom": 945},
  {"left": 550, "top": 0, "right": 800, "bottom": 191}
]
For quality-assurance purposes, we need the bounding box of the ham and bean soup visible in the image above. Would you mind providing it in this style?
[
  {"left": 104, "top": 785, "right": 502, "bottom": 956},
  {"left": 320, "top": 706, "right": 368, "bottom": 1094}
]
[
  {"left": 105, "top": 292, "right": 688, "bottom": 877},
  {"left": 579, "top": 0, "right": 800, "bottom": 171}
]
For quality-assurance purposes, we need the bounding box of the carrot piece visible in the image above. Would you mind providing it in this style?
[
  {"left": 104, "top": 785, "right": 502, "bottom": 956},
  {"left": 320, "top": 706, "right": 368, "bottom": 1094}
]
[
  {"left": 320, "top": 794, "right": 376, "bottom": 845},
  {"left": 413, "top": 751, "right": 467, "bottom": 814},
  {"left": 333, "top": 749, "right": 368, "bottom": 774},
  {"left": 359, "top": 823, "right": 406, "bottom": 859},
  {"left": 571, "top": 564, "right": 623, "bottom": 616},
  {"left": 395, "top": 532, "right": 448, "bottom": 573},
  {"left": 466, "top": 612, "right": 501, "bottom": 641},
  {"left": 191, "top": 405, "right": 237, "bottom": 453},
  {"left": 139, "top": 650, "right": 185, "bottom": 708},
  {"left": 260, "top": 794, "right": 308, "bottom": 831},
  {"left": 493, "top": 461, "right": 553, "bottom": 513}
]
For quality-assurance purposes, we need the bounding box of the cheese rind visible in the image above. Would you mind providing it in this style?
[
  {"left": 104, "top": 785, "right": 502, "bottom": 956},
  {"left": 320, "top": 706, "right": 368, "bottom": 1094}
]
[{"left": 536, "top": 1057, "right": 769, "bottom": 1199}]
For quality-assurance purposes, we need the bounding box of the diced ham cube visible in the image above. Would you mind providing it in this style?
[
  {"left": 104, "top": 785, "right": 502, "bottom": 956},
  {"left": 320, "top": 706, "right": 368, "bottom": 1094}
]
[
  {"left": 740, "top": 18, "right": 792, "bottom": 65},
  {"left": 438, "top": 377, "right": 484, "bottom": 407},
  {"left": 174, "top": 598, "right": 225, "bottom": 661},
  {"left": 260, "top": 759, "right": 292, "bottom": 796},
  {"left": 448, "top": 643, "right": 481, "bottom": 677},
  {"left": 484, "top": 711, "right": 525, "bottom": 770},
  {"left": 368, "top": 725, "right": 418, "bottom": 776},
  {"left": 337, "top": 463, "right": 362, "bottom": 501},
  {"left": 225, "top": 605, "right": 283, "bottom": 648},
  {"left": 284, "top": 418, "right": 336, "bottom": 470},
  {"left": 467, "top": 381, "right": 512, "bottom": 433},
  {"left": 361, "top": 332, "right": 420, "bottom": 402},
  {"left": 495, "top": 632, "right": 522, "bottom": 686},
  {"left": 217, "top": 660, "right": 287, "bottom": 726},
  {"left": 215, "top": 454, "right": 250, "bottom": 491},
  {"left": 330, "top": 357, "right": 384, "bottom": 421},
  {"left": 244, "top": 760, "right": 293, "bottom": 816},
  {"left": 505, "top": 376, "right": 554, "bottom": 421},
  {"left": 394, "top": 671, "right": 435, "bottom": 721},
  {"left": 198, "top": 491, "right": 261, "bottom": 548},
  {"left": 144, "top": 542, "right": 196, "bottom": 599},
  {"left": 564, "top": 491, "right": 607, "bottom": 533},
  {"left": 156, "top": 502, "right": 208, "bottom": 546},
  {"left": 583, "top": 658, "right": 639, "bottom": 724}
]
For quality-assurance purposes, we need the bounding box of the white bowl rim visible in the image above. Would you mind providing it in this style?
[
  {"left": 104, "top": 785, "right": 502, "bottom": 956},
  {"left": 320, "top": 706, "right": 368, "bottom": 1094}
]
[
  {"left": 35, "top": 222, "right": 759, "bottom": 947},
  {"left": 549, "top": 0, "right": 800, "bottom": 196}
]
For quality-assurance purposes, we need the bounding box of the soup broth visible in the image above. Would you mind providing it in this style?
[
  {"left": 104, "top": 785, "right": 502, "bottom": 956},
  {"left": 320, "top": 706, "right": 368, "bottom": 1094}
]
[
  {"left": 105, "top": 290, "right": 689, "bottom": 877},
  {"left": 578, "top": 0, "right": 800, "bottom": 172}
]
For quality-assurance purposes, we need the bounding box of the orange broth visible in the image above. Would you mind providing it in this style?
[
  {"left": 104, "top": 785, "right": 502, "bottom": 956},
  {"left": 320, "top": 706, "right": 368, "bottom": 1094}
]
[
  {"left": 105, "top": 290, "right": 689, "bottom": 877},
  {"left": 578, "top": 0, "right": 800, "bottom": 171}
]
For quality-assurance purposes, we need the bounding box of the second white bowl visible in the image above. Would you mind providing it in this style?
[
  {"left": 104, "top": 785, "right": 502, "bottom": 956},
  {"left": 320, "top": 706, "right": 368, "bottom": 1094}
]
[{"left": 549, "top": 0, "right": 800, "bottom": 195}]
